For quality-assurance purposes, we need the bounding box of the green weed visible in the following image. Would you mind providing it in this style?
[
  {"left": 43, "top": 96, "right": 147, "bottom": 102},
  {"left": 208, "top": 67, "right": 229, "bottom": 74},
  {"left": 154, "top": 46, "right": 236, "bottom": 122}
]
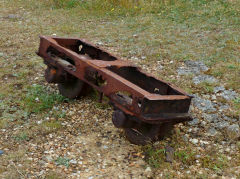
[
  {"left": 174, "top": 149, "right": 195, "bottom": 165},
  {"left": 197, "top": 81, "right": 217, "bottom": 94},
  {"left": 55, "top": 157, "right": 70, "bottom": 167},
  {"left": 143, "top": 145, "right": 166, "bottom": 168},
  {"left": 22, "top": 85, "right": 67, "bottom": 113},
  {"left": 200, "top": 154, "right": 229, "bottom": 172},
  {"left": 14, "top": 131, "right": 30, "bottom": 141}
]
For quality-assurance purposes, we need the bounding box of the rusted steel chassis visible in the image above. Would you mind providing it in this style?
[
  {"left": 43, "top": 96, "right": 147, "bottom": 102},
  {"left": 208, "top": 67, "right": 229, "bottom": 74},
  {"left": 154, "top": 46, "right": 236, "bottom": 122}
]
[{"left": 37, "top": 36, "right": 192, "bottom": 145}]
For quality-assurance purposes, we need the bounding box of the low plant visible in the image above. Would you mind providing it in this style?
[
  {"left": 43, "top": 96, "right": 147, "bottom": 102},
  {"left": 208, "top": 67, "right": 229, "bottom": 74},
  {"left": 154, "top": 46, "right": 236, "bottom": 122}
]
[
  {"left": 55, "top": 157, "right": 70, "bottom": 167},
  {"left": 22, "top": 85, "right": 67, "bottom": 113},
  {"left": 14, "top": 131, "right": 30, "bottom": 141}
]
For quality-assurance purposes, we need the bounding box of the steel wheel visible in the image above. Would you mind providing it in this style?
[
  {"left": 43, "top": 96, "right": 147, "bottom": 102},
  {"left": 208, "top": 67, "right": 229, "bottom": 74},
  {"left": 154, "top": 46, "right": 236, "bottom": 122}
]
[
  {"left": 124, "top": 128, "right": 152, "bottom": 145},
  {"left": 124, "top": 123, "right": 174, "bottom": 145},
  {"left": 58, "top": 77, "right": 91, "bottom": 99}
]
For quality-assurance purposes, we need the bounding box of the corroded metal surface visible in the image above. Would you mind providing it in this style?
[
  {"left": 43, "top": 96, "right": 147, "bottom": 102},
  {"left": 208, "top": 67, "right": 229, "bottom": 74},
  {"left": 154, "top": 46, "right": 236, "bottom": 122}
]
[
  {"left": 37, "top": 36, "right": 192, "bottom": 124},
  {"left": 37, "top": 36, "right": 193, "bottom": 144}
]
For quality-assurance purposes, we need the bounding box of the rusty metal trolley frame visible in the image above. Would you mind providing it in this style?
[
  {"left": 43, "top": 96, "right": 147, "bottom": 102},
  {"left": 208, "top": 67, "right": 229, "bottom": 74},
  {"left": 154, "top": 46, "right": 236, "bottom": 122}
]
[{"left": 37, "top": 36, "right": 192, "bottom": 145}]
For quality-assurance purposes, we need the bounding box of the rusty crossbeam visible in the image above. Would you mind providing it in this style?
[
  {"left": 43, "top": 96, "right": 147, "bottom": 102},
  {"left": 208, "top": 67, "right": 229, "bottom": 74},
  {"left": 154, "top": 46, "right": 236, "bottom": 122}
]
[{"left": 37, "top": 36, "right": 193, "bottom": 145}]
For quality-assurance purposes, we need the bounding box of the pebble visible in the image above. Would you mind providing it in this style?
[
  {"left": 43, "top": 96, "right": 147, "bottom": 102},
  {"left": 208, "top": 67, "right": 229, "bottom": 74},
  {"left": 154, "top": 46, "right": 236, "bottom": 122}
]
[
  {"left": 45, "top": 156, "right": 52, "bottom": 161},
  {"left": 188, "top": 118, "right": 199, "bottom": 126},
  {"left": 190, "top": 138, "right": 199, "bottom": 145},
  {"left": 70, "top": 159, "right": 77, "bottom": 164},
  {"left": 195, "top": 155, "right": 201, "bottom": 159},
  {"left": 193, "top": 75, "right": 217, "bottom": 84},
  {"left": 0, "top": 150, "right": 4, "bottom": 155},
  {"left": 213, "top": 86, "right": 238, "bottom": 100},
  {"left": 203, "top": 114, "right": 219, "bottom": 123},
  {"left": 192, "top": 96, "right": 216, "bottom": 112},
  {"left": 177, "top": 60, "right": 208, "bottom": 75},
  {"left": 165, "top": 146, "right": 174, "bottom": 163},
  {"left": 207, "top": 127, "right": 217, "bottom": 136},
  {"left": 227, "top": 124, "right": 240, "bottom": 138},
  {"left": 103, "top": 145, "right": 108, "bottom": 149},
  {"left": 225, "top": 147, "right": 231, "bottom": 152},
  {"left": 6, "top": 14, "right": 21, "bottom": 19},
  {"left": 215, "top": 121, "right": 229, "bottom": 129},
  {"left": 211, "top": 95, "right": 216, "bottom": 100},
  {"left": 144, "top": 166, "right": 152, "bottom": 177}
]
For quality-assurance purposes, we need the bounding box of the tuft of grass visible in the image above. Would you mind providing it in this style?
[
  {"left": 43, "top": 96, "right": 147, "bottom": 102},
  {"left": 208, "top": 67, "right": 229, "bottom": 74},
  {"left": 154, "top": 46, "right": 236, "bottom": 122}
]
[
  {"left": 143, "top": 145, "right": 166, "bottom": 168},
  {"left": 22, "top": 85, "right": 67, "bottom": 113},
  {"left": 41, "top": 121, "right": 62, "bottom": 131},
  {"left": 197, "top": 81, "right": 217, "bottom": 94},
  {"left": 45, "top": 0, "right": 83, "bottom": 9},
  {"left": 14, "top": 131, "right": 30, "bottom": 141},
  {"left": 174, "top": 149, "right": 196, "bottom": 165},
  {"left": 200, "top": 154, "right": 229, "bottom": 173},
  {"left": 55, "top": 157, "right": 70, "bottom": 167}
]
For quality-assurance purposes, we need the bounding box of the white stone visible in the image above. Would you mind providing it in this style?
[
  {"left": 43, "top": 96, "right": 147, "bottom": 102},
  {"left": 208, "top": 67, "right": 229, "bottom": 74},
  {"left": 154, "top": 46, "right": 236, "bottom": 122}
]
[
  {"left": 190, "top": 138, "right": 199, "bottom": 144},
  {"left": 145, "top": 167, "right": 151, "bottom": 172}
]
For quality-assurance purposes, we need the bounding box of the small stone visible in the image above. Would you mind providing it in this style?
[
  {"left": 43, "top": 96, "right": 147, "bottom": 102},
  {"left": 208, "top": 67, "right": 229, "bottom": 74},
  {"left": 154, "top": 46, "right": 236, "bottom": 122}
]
[
  {"left": 214, "top": 86, "right": 225, "bottom": 93},
  {"left": 193, "top": 75, "right": 217, "bottom": 84},
  {"left": 221, "top": 89, "right": 238, "bottom": 101},
  {"left": 188, "top": 118, "right": 199, "bottom": 126},
  {"left": 37, "top": 120, "right": 42, "bottom": 124},
  {"left": 182, "top": 135, "right": 188, "bottom": 142},
  {"left": 225, "top": 147, "right": 230, "bottom": 152},
  {"left": 96, "top": 41, "right": 103, "bottom": 46},
  {"left": 211, "top": 95, "right": 216, "bottom": 100},
  {"left": 165, "top": 146, "right": 174, "bottom": 163},
  {"left": 227, "top": 124, "right": 240, "bottom": 138},
  {"left": 215, "top": 121, "right": 229, "bottom": 129},
  {"left": 177, "top": 60, "right": 208, "bottom": 75},
  {"left": 145, "top": 167, "right": 151, "bottom": 172},
  {"left": 0, "top": 150, "right": 4, "bottom": 155},
  {"left": 207, "top": 127, "right": 217, "bottom": 136},
  {"left": 46, "top": 156, "right": 52, "bottom": 161},
  {"left": 103, "top": 145, "right": 108, "bottom": 149},
  {"left": 158, "top": 65, "right": 163, "bottom": 70},
  {"left": 200, "top": 121, "right": 207, "bottom": 127},
  {"left": 190, "top": 138, "right": 198, "bottom": 145},
  {"left": 203, "top": 114, "right": 219, "bottom": 123},
  {"left": 192, "top": 96, "right": 216, "bottom": 112},
  {"left": 7, "top": 14, "right": 20, "bottom": 19},
  {"left": 70, "top": 159, "right": 77, "bottom": 164}
]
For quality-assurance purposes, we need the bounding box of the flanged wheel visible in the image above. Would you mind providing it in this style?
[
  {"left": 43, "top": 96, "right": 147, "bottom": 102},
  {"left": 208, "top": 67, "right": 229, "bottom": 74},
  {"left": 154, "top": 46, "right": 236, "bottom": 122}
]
[
  {"left": 124, "top": 123, "right": 174, "bottom": 145},
  {"left": 124, "top": 128, "right": 153, "bottom": 145},
  {"left": 58, "top": 77, "right": 91, "bottom": 99}
]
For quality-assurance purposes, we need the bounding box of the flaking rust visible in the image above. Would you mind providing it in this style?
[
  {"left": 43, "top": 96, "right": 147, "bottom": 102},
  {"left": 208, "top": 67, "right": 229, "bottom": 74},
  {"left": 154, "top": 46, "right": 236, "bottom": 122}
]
[{"left": 37, "top": 36, "right": 193, "bottom": 145}]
